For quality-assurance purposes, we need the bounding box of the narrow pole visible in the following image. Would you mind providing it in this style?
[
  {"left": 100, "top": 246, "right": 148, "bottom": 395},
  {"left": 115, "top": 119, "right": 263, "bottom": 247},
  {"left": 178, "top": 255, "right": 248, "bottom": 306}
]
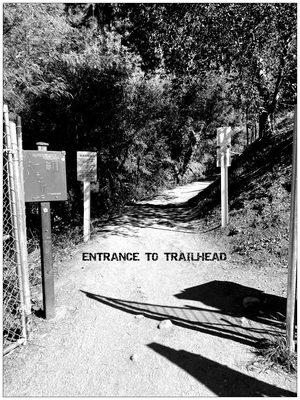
[
  {"left": 10, "top": 121, "right": 29, "bottom": 342},
  {"left": 225, "top": 158, "right": 229, "bottom": 225},
  {"left": 83, "top": 180, "right": 91, "bottom": 242},
  {"left": 16, "top": 116, "right": 31, "bottom": 318},
  {"left": 221, "top": 151, "right": 229, "bottom": 227},
  {"left": 3, "top": 108, "right": 27, "bottom": 344},
  {"left": 245, "top": 107, "right": 249, "bottom": 147},
  {"left": 286, "top": 106, "right": 297, "bottom": 353},
  {"left": 0, "top": 107, "right": 3, "bottom": 273},
  {"left": 37, "top": 142, "right": 55, "bottom": 319}
]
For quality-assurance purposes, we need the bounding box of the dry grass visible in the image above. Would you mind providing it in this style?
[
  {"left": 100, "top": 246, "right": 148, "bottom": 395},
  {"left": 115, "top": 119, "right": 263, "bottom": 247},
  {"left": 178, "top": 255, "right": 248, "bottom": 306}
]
[{"left": 250, "top": 336, "right": 297, "bottom": 374}]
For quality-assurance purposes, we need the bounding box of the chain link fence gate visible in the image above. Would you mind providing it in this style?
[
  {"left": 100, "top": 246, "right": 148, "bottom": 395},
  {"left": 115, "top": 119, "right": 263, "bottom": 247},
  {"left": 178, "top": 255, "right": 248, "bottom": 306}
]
[{"left": 3, "top": 105, "right": 31, "bottom": 354}]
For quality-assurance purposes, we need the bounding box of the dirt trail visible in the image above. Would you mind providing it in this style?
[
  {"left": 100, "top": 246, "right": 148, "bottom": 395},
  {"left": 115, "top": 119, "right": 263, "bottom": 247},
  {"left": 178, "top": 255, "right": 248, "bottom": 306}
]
[{"left": 4, "top": 182, "right": 296, "bottom": 396}]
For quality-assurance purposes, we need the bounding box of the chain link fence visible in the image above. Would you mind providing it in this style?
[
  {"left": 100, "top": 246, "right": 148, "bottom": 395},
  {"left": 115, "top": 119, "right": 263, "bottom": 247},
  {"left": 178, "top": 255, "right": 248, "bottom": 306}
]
[{"left": 3, "top": 107, "right": 30, "bottom": 354}]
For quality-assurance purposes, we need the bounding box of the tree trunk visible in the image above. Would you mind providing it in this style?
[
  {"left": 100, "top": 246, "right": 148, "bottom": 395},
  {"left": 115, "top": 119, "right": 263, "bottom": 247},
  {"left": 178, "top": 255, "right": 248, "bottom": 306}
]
[
  {"left": 245, "top": 107, "right": 249, "bottom": 146},
  {"left": 259, "top": 107, "right": 273, "bottom": 137},
  {"left": 173, "top": 164, "right": 180, "bottom": 184},
  {"left": 136, "top": 156, "right": 140, "bottom": 186}
]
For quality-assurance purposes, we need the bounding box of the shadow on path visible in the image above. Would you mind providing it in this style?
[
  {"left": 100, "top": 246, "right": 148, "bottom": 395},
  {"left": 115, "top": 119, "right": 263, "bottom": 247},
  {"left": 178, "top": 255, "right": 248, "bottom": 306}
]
[
  {"left": 175, "top": 281, "right": 286, "bottom": 329},
  {"left": 80, "top": 289, "right": 283, "bottom": 348},
  {"left": 93, "top": 203, "right": 221, "bottom": 239},
  {"left": 91, "top": 180, "right": 218, "bottom": 238},
  {"left": 147, "top": 343, "right": 296, "bottom": 397}
]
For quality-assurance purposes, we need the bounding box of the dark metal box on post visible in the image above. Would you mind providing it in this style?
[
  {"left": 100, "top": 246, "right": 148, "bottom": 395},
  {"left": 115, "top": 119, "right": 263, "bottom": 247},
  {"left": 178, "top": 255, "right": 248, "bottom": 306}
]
[{"left": 23, "top": 143, "right": 68, "bottom": 319}]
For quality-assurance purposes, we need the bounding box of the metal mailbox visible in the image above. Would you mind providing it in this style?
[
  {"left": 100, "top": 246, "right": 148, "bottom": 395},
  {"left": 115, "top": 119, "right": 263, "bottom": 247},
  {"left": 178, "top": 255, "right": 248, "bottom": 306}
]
[{"left": 23, "top": 150, "right": 67, "bottom": 202}]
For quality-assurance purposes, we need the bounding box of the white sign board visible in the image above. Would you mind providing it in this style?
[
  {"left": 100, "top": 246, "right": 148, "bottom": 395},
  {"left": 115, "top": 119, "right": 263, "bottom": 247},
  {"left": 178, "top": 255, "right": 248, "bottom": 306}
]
[
  {"left": 217, "top": 127, "right": 231, "bottom": 167},
  {"left": 77, "top": 151, "right": 97, "bottom": 182},
  {"left": 217, "top": 126, "right": 231, "bottom": 148},
  {"left": 217, "top": 148, "right": 231, "bottom": 167}
]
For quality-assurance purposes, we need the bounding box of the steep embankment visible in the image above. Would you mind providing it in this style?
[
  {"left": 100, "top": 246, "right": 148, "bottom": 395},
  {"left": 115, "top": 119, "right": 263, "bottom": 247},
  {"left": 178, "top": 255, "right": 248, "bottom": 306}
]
[{"left": 188, "top": 114, "right": 294, "bottom": 270}]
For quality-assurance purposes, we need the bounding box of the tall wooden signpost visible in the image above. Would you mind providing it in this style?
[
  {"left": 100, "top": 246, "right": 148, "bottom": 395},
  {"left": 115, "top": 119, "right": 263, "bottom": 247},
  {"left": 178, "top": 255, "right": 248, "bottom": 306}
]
[
  {"left": 77, "top": 152, "right": 97, "bottom": 242},
  {"left": 217, "top": 127, "right": 231, "bottom": 228},
  {"left": 23, "top": 143, "right": 67, "bottom": 319}
]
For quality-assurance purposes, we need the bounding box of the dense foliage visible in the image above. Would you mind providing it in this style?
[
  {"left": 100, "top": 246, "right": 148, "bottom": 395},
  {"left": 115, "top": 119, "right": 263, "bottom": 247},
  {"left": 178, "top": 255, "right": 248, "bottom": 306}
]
[{"left": 3, "top": 3, "right": 296, "bottom": 224}]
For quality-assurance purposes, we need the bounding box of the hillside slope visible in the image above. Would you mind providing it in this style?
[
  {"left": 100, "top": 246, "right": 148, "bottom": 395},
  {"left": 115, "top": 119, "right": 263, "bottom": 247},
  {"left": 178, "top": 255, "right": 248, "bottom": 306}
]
[{"left": 188, "top": 114, "right": 294, "bottom": 270}]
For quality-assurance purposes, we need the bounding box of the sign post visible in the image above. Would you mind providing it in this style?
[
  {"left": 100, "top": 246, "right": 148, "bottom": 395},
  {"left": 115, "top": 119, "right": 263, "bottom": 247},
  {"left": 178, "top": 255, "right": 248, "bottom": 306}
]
[
  {"left": 217, "top": 127, "right": 231, "bottom": 228},
  {"left": 286, "top": 106, "right": 297, "bottom": 353},
  {"left": 84, "top": 181, "right": 91, "bottom": 242},
  {"left": 24, "top": 143, "right": 67, "bottom": 319},
  {"left": 37, "top": 142, "right": 54, "bottom": 319},
  {"left": 77, "top": 152, "right": 97, "bottom": 242}
]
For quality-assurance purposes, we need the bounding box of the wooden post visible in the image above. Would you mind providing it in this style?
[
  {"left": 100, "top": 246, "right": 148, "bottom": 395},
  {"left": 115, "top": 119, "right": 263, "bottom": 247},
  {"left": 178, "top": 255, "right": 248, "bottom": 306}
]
[
  {"left": 221, "top": 151, "right": 229, "bottom": 227},
  {"left": 77, "top": 151, "right": 97, "bottom": 242},
  {"left": 37, "top": 142, "right": 55, "bottom": 319},
  {"left": 217, "top": 127, "right": 230, "bottom": 228},
  {"left": 286, "top": 106, "right": 297, "bottom": 353},
  {"left": 83, "top": 180, "right": 91, "bottom": 242}
]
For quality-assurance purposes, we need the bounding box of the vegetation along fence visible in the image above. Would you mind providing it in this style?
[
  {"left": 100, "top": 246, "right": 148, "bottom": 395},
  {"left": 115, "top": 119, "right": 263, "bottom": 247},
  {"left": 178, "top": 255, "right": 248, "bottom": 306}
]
[{"left": 3, "top": 105, "right": 31, "bottom": 354}]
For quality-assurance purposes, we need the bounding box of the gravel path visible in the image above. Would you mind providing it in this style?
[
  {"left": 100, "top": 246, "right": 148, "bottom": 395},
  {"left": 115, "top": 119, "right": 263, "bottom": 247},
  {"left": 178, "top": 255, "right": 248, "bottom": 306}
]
[{"left": 4, "top": 182, "right": 296, "bottom": 397}]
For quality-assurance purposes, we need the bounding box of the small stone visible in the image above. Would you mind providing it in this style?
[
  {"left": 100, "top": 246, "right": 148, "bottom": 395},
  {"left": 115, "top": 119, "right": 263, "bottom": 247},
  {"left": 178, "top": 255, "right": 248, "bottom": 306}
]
[
  {"left": 158, "top": 319, "right": 173, "bottom": 330},
  {"left": 135, "top": 314, "right": 144, "bottom": 320},
  {"left": 130, "top": 353, "right": 139, "bottom": 361}
]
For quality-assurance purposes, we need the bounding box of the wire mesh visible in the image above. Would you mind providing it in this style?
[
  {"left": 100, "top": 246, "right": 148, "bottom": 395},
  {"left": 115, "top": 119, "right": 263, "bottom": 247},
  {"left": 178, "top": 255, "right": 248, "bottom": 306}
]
[{"left": 3, "top": 123, "right": 25, "bottom": 350}]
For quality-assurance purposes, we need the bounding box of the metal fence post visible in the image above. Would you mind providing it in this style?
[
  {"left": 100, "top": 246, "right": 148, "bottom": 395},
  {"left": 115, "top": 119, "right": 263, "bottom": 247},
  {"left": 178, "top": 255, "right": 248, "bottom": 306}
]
[
  {"left": 16, "top": 116, "right": 32, "bottom": 318},
  {"left": 0, "top": 108, "right": 3, "bottom": 286},
  {"left": 10, "top": 121, "right": 31, "bottom": 338},
  {"left": 286, "top": 105, "right": 297, "bottom": 353},
  {"left": 3, "top": 106, "right": 27, "bottom": 345}
]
